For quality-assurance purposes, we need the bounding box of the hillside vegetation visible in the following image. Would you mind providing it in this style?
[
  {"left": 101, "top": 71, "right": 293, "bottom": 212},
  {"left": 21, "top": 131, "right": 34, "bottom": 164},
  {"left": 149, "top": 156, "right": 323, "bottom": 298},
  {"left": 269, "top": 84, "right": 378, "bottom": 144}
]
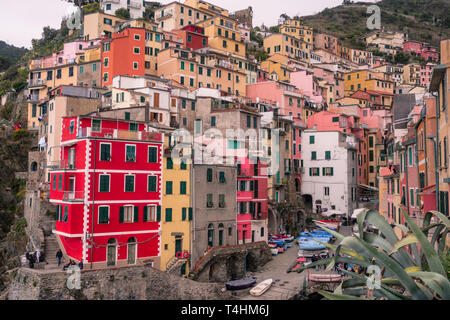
[{"left": 298, "top": 0, "right": 450, "bottom": 49}]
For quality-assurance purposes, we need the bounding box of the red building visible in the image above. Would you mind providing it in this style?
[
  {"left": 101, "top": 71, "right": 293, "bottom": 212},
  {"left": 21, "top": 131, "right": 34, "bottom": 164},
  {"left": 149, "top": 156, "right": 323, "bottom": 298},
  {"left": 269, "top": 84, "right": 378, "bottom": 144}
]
[
  {"left": 101, "top": 27, "right": 146, "bottom": 86},
  {"left": 49, "top": 115, "right": 164, "bottom": 269},
  {"left": 176, "top": 25, "right": 208, "bottom": 51},
  {"left": 403, "top": 41, "right": 439, "bottom": 62},
  {"left": 236, "top": 157, "right": 268, "bottom": 243}
]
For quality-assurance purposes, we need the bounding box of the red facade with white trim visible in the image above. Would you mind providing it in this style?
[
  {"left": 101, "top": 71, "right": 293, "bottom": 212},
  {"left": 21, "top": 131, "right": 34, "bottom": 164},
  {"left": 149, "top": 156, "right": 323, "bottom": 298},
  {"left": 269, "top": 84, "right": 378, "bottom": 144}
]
[{"left": 49, "top": 116, "right": 163, "bottom": 267}]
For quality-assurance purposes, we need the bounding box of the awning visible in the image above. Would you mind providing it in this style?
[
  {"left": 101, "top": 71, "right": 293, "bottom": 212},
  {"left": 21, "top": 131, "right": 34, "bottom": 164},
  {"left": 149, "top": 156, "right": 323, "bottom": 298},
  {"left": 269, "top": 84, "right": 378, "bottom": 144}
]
[{"left": 352, "top": 208, "right": 367, "bottom": 219}]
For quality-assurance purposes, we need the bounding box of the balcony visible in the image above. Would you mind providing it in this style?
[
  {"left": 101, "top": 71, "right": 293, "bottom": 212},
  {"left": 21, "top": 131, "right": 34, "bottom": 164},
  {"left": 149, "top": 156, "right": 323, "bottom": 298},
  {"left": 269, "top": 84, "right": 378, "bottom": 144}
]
[
  {"left": 28, "top": 79, "right": 46, "bottom": 88},
  {"left": 128, "top": 1, "right": 142, "bottom": 9},
  {"left": 46, "top": 160, "right": 75, "bottom": 171},
  {"left": 62, "top": 191, "right": 84, "bottom": 202},
  {"left": 77, "top": 127, "right": 162, "bottom": 143},
  {"left": 26, "top": 94, "right": 40, "bottom": 102}
]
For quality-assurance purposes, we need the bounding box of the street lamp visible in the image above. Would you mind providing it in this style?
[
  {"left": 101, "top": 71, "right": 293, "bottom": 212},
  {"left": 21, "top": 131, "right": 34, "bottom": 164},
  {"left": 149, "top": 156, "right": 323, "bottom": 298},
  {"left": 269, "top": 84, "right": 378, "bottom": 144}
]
[{"left": 426, "top": 135, "right": 439, "bottom": 212}]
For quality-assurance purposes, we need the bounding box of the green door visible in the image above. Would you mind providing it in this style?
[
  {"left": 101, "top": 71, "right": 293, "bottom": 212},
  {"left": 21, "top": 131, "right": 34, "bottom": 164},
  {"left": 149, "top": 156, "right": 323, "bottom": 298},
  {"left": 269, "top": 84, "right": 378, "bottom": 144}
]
[{"left": 175, "top": 239, "right": 182, "bottom": 256}]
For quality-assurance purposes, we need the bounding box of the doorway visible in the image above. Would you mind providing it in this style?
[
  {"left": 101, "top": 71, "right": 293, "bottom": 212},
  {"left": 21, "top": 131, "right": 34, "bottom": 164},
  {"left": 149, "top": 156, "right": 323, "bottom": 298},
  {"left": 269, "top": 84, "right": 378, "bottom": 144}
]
[
  {"left": 175, "top": 238, "right": 182, "bottom": 256},
  {"left": 107, "top": 238, "right": 117, "bottom": 267},
  {"left": 127, "top": 237, "right": 136, "bottom": 265}
]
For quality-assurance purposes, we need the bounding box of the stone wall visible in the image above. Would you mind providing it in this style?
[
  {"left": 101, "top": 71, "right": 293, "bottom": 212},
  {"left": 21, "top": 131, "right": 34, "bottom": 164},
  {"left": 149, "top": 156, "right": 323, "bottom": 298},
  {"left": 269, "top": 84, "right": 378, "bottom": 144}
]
[
  {"left": 8, "top": 264, "right": 234, "bottom": 300},
  {"left": 192, "top": 241, "right": 272, "bottom": 283}
]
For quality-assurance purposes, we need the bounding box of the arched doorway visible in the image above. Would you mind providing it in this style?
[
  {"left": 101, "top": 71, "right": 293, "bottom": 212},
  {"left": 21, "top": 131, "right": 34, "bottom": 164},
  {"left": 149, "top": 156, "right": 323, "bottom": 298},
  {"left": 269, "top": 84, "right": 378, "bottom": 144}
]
[
  {"left": 127, "top": 237, "right": 137, "bottom": 265},
  {"left": 207, "top": 224, "right": 214, "bottom": 248},
  {"left": 31, "top": 162, "right": 38, "bottom": 172},
  {"left": 107, "top": 238, "right": 117, "bottom": 267}
]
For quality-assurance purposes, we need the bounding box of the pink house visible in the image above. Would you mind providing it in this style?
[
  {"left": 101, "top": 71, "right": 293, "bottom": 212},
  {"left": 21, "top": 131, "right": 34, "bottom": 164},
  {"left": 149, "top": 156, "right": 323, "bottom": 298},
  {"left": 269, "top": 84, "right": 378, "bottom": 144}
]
[
  {"left": 289, "top": 70, "right": 324, "bottom": 105},
  {"left": 420, "top": 63, "right": 435, "bottom": 88},
  {"left": 403, "top": 41, "right": 423, "bottom": 55}
]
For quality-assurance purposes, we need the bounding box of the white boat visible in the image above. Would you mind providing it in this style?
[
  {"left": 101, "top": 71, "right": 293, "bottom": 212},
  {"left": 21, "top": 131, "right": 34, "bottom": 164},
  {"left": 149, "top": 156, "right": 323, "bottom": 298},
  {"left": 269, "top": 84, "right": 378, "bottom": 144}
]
[
  {"left": 271, "top": 248, "right": 278, "bottom": 256},
  {"left": 250, "top": 279, "right": 273, "bottom": 297}
]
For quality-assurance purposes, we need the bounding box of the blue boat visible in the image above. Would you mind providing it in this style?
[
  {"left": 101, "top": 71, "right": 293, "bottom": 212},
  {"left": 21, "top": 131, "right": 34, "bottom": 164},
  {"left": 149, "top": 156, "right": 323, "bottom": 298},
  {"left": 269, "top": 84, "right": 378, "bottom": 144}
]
[
  {"left": 299, "top": 239, "right": 327, "bottom": 250},
  {"left": 268, "top": 238, "right": 284, "bottom": 247}
]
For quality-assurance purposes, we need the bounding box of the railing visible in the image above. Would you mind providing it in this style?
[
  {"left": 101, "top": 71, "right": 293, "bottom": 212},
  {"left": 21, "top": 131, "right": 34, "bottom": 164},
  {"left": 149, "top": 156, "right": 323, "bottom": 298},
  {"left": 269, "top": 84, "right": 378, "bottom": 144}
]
[
  {"left": 128, "top": 0, "right": 142, "bottom": 9},
  {"left": 62, "top": 191, "right": 84, "bottom": 201},
  {"left": 26, "top": 94, "right": 40, "bottom": 102},
  {"left": 78, "top": 127, "right": 162, "bottom": 142},
  {"left": 46, "top": 160, "right": 71, "bottom": 170},
  {"left": 28, "top": 79, "right": 46, "bottom": 87}
]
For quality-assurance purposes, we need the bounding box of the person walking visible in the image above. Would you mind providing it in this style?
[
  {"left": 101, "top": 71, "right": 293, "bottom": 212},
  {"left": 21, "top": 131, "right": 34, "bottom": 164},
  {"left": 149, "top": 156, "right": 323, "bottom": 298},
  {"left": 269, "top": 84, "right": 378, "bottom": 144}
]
[
  {"left": 35, "top": 249, "right": 40, "bottom": 264},
  {"left": 56, "top": 249, "right": 63, "bottom": 266}
]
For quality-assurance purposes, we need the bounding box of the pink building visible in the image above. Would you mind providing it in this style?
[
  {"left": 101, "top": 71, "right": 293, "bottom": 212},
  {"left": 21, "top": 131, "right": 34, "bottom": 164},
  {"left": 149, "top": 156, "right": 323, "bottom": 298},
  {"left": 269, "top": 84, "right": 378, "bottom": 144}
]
[
  {"left": 403, "top": 40, "right": 423, "bottom": 55},
  {"left": 403, "top": 41, "right": 439, "bottom": 62},
  {"left": 420, "top": 63, "right": 435, "bottom": 88},
  {"left": 289, "top": 70, "right": 324, "bottom": 105}
]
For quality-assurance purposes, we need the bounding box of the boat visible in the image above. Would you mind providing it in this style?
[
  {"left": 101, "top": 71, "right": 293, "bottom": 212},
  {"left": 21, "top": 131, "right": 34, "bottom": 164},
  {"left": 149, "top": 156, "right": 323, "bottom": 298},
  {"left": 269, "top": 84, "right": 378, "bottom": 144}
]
[
  {"left": 308, "top": 273, "right": 343, "bottom": 283},
  {"left": 271, "top": 248, "right": 279, "bottom": 256},
  {"left": 299, "top": 239, "right": 327, "bottom": 250},
  {"left": 268, "top": 242, "right": 277, "bottom": 249},
  {"left": 225, "top": 277, "right": 257, "bottom": 291},
  {"left": 278, "top": 247, "right": 285, "bottom": 253},
  {"left": 298, "top": 249, "right": 328, "bottom": 258},
  {"left": 316, "top": 220, "right": 341, "bottom": 230},
  {"left": 249, "top": 279, "right": 273, "bottom": 297},
  {"left": 273, "top": 234, "right": 294, "bottom": 242},
  {"left": 268, "top": 238, "right": 284, "bottom": 247}
]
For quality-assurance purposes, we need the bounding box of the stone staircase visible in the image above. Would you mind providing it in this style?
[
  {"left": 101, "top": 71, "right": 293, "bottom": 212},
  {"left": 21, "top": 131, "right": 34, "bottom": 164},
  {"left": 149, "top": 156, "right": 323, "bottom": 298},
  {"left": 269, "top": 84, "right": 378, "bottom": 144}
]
[
  {"left": 43, "top": 234, "right": 63, "bottom": 269},
  {"left": 166, "top": 257, "right": 188, "bottom": 274}
]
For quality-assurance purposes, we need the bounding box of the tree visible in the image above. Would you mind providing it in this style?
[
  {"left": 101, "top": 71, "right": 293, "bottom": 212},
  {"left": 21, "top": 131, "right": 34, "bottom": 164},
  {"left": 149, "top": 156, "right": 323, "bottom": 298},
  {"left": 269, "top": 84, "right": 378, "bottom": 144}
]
[
  {"left": 394, "top": 51, "right": 411, "bottom": 65},
  {"left": 115, "top": 8, "right": 130, "bottom": 20},
  {"left": 269, "top": 26, "right": 280, "bottom": 34}
]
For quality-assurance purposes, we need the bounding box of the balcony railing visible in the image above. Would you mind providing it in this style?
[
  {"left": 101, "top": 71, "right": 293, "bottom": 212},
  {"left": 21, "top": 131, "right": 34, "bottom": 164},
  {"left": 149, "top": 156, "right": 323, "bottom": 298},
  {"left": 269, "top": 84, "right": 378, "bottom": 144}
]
[
  {"left": 78, "top": 127, "right": 162, "bottom": 142},
  {"left": 128, "top": 0, "right": 142, "bottom": 9},
  {"left": 26, "top": 94, "right": 40, "bottom": 102},
  {"left": 28, "top": 79, "right": 46, "bottom": 88},
  {"left": 62, "top": 191, "right": 84, "bottom": 201}
]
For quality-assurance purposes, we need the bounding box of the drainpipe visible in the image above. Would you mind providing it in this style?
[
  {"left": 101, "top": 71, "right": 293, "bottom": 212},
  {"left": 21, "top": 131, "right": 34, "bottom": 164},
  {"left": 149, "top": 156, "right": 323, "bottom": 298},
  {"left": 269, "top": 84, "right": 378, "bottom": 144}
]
[
  {"left": 404, "top": 145, "right": 410, "bottom": 218},
  {"left": 435, "top": 93, "right": 440, "bottom": 212},
  {"left": 90, "top": 139, "right": 97, "bottom": 269},
  {"left": 427, "top": 136, "right": 439, "bottom": 212}
]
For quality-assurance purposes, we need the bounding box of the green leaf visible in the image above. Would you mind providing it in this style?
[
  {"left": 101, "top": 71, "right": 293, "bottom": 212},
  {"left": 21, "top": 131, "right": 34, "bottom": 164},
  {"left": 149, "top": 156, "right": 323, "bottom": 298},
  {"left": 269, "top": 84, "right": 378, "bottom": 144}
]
[
  {"left": 390, "top": 234, "right": 418, "bottom": 255},
  {"left": 292, "top": 258, "right": 333, "bottom": 273},
  {"left": 401, "top": 209, "right": 446, "bottom": 277},
  {"left": 409, "top": 271, "right": 450, "bottom": 300},
  {"left": 342, "top": 236, "right": 428, "bottom": 300},
  {"left": 318, "top": 290, "right": 366, "bottom": 300},
  {"left": 423, "top": 211, "right": 450, "bottom": 230}
]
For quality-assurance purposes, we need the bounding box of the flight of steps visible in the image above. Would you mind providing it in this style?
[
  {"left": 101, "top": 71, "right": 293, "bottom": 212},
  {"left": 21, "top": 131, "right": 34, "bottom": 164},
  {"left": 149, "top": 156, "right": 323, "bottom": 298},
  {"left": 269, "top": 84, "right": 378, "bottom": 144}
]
[{"left": 44, "top": 234, "right": 63, "bottom": 269}]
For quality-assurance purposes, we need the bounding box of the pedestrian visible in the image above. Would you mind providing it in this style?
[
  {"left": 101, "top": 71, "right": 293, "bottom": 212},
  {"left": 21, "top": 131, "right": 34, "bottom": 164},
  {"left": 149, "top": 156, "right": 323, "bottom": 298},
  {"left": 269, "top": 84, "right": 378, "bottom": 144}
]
[
  {"left": 78, "top": 261, "right": 83, "bottom": 270},
  {"left": 56, "top": 249, "right": 63, "bottom": 266},
  {"left": 35, "top": 249, "right": 40, "bottom": 264}
]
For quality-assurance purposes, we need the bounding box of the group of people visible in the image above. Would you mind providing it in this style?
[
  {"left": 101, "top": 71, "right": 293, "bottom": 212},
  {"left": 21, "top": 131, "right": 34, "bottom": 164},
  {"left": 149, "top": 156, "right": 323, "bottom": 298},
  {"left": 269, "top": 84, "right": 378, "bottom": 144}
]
[
  {"left": 334, "top": 262, "right": 365, "bottom": 275},
  {"left": 311, "top": 253, "right": 329, "bottom": 270},
  {"left": 24, "top": 249, "right": 41, "bottom": 268},
  {"left": 57, "top": 249, "right": 83, "bottom": 271}
]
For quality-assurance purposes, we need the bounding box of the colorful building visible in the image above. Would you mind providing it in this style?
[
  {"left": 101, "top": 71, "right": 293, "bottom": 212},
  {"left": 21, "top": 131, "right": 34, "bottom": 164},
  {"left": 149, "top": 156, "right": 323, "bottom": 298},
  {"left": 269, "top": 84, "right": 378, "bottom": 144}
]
[{"left": 49, "top": 115, "right": 164, "bottom": 269}]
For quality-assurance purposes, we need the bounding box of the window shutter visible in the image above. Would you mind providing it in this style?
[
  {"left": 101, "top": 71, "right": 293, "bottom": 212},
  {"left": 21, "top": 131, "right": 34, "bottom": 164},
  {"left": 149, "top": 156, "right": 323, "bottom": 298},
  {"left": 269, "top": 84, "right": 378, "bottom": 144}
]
[
  {"left": 188, "top": 208, "right": 193, "bottom": 221},
  {"left": 165, "top": 208, "right": 172, "bottom": 222},
  {"left": 63, "top": 207, "right": 68, "bottom": 223},
  {"left": 250, "top": 181, "right": 254, "bottom": 191},
  {"left": 157, "top": 206, "right": 161, "bottom": 221},
  {"left": 207, "top": 168, "right": 213, "bottom": 182},
  {"left": 331, "top": 167, "right": 334, "bottom": 176},
  {"left": 143, "top": 206, "right": 148, "bottom": 222},
  {"left": 55, "top": 205, "right": 60, "bottom": 221},
  {"left": 119, "top": 207, "right": 124, "bottom": 223},
  {"left": 182, "top": 208, "right": 186, "bottom": 221},
  {"left": 323, "top": 168, "right": 325, "bottom": 176},
  {"left": 309, "top": 168, "right": 312, "bottom": 176},
  {"left": 134, "top": 206, "right": 139, "bottom": 222}
]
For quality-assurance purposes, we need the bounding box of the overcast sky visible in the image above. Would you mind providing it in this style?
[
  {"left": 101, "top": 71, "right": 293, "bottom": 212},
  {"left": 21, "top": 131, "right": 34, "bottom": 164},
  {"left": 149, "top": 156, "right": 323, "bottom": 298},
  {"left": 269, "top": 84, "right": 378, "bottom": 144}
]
[{"left": 0, "top": 0, "right": 379, "bottom": 49}]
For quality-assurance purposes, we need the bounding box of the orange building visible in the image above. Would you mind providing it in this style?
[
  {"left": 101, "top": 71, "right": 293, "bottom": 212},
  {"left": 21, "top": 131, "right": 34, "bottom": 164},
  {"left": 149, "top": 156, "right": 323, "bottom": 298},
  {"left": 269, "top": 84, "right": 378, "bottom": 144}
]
[
  {"left": 101, "top": 27, "right": 147, "bottom": 86},
  {"left": 157, "top": 47, "right": 246, "bottom": 96}
]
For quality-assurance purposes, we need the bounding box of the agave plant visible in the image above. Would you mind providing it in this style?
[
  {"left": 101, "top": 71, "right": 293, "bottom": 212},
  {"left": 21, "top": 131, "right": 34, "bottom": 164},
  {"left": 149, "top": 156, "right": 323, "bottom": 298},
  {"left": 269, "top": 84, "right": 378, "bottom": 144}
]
[{"left": 288, "top": 209, "right": 450, "bottom": 300}]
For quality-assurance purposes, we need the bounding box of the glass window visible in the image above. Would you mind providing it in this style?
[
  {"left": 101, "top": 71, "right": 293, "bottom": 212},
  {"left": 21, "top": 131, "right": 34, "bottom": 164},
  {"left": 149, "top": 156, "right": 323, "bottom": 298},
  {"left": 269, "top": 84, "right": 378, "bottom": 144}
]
[{"left": 125, "top": 176, "right": 135, "bottom": 192}]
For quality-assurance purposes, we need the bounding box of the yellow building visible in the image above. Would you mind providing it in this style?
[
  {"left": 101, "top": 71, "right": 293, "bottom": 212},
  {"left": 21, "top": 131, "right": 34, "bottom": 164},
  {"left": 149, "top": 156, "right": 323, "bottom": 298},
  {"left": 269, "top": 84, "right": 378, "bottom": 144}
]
[
  {"left": 264, "top": 33, "right": 311, "bottom": 63},
  {"left": 197, "top": 16, "right": 246, "bottom": 58},
  {"left": 83, "top": 12, "right": 126, "bottom": 40},
  {"left": 184, "top": 0, "right": 229, "bottom": 16},
  {"left": 160, "top": 135, "right": 192, "bottom": 276},
  {"left": 157, "top": 47, "right": 246, "bottom": 96},
  {"left": 403, "top": 63, "right": 421, "bottom": 86},
  {"left": 344, "top": 69, "right": 394, "bottom": 96},
  {"left": 261, "top": 59, "right": 292, "bottom": 82},
  {"left": 280, "top": 19, "right": 313, "bottom": 45}
]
